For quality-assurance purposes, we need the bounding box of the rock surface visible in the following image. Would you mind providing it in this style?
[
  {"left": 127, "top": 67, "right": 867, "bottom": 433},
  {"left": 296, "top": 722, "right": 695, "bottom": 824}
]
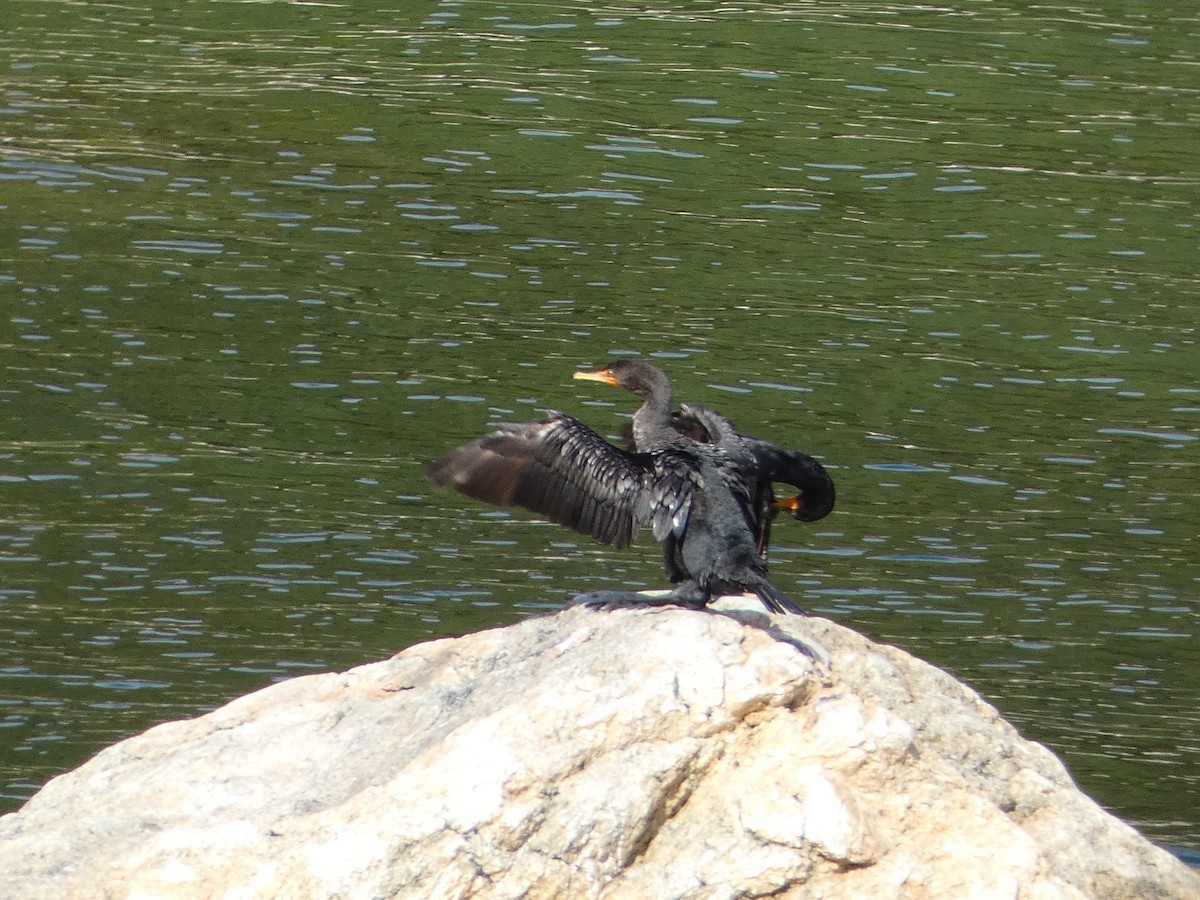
[{"left": 1, "top": 601, "right": 1197, "bottom": 900}]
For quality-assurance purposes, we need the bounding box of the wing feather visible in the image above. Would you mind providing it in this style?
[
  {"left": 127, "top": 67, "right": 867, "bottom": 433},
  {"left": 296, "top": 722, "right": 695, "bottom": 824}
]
[
  {"left": 679, "top": 401, "right": 835, "bottom": 523},
  {"left": 428, "top": 413, "right": 694, "bottom": 549}
]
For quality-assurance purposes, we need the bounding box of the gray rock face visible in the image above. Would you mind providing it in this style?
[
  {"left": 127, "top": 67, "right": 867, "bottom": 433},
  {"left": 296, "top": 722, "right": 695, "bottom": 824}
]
[{"left": 2, "top": 603, "right": 1196, "bottom": 899}]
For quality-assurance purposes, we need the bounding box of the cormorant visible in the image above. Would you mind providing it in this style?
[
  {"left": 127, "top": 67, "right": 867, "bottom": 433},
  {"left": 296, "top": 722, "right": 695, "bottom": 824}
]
[
  {"left": 576, "top": 360, "right": 835, "bottom": 574},
  {"left": 427, "top": 360, "right": 805, "bottom": 614}
]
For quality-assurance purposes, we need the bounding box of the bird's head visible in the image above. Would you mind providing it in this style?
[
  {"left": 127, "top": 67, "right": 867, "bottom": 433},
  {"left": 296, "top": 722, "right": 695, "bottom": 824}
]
[{"left": 573, "top": 359, "right": 670, "bottom": 400}]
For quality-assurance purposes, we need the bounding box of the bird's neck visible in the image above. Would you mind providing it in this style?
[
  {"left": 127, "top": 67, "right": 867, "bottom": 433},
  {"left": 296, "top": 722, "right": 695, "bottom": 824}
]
[{"left": 631, "top": 387, "right": 673, "bottom": 447}]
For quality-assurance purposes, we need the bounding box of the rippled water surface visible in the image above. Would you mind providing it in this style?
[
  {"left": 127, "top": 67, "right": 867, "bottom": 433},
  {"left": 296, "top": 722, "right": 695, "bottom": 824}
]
[{"left": 2, "top": 0, "right": 1198, "bottom": 851}]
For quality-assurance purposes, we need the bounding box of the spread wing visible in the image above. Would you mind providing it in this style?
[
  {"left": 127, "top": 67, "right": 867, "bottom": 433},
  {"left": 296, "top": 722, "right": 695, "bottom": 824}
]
[{"left": 427, "top": 412, "right": 695, "bottom": 550}]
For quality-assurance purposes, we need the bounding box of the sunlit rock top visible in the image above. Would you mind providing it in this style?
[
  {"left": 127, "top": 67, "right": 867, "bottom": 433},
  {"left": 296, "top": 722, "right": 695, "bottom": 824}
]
[{"left": 1, "top": 600, "right": 1196, "bottom": 899}]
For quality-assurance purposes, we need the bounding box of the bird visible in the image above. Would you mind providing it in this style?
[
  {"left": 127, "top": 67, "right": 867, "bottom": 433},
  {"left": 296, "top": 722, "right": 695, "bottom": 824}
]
[
  {"left": 576, "top": 361, "right": 835, "bottom": 571},
  {"left": 426, "top": 360, "right": 807, "bottom": 614}
]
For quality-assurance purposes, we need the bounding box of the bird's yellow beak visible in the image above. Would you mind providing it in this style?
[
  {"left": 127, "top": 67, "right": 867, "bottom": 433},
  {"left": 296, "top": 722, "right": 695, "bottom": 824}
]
[
  {"left": 771, "top": 497, "right": 803, "bottom": 514},
  {"left": 573, "top": 368, "right": 619, "bottom": 387}
]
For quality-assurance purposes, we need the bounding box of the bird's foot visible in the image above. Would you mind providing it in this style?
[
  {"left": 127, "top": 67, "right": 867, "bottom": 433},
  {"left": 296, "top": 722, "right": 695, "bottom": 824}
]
[
  {"left": 568, "top": 586, "right": 711, "bottom": 612},
  {"left": 568, "top": 590, "right": 650, "bottom": 610}
]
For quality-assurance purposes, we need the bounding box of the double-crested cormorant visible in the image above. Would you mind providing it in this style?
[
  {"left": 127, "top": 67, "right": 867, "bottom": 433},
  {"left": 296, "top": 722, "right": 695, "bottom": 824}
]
[
  {"left": 577, "top": 361, "right": 835, "bottom": 572},
  {"left": 427, "top": 360, "right": 805, "bottom": 614}
]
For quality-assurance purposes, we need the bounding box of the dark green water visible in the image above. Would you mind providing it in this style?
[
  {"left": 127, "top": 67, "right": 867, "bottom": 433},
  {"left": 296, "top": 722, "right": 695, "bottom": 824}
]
[{"left": 2, "top": 0, "right": 1197, "bottom": 851}]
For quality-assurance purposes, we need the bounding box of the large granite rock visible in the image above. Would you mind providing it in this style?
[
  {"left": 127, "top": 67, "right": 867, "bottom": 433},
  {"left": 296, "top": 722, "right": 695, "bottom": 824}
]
[{"left": 1, "top": 602, "right": 1196, "bottom": 899}]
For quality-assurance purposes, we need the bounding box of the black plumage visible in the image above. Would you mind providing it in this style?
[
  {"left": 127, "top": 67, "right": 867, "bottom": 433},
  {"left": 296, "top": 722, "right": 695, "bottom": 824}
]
[
  {"left": 427, "top": 360, "right": 806, "bottom": 614},
  {"left": 598, "top": 364, "right": 835, "bottom": 580},
  {"left": 643, "top": 400, "right": 836, "bottom": 564},
  {"left": 427, "top": 412, "right": 692, "bottom": 552}
]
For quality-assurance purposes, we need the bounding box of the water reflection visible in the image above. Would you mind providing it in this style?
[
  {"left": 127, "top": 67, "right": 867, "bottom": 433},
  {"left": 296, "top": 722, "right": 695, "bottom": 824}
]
[{"left": 2, "top": 0, "right": 1197, "bottom": 853}]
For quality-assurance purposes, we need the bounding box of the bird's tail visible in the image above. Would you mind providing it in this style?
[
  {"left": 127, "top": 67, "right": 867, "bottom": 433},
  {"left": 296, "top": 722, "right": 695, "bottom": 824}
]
[{"left": 749, "top": 576, "right": 805, "bottom": 616}]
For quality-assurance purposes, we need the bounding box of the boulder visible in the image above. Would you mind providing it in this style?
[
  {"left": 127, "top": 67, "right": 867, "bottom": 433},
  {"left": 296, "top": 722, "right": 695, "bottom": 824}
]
[{"left": 1, "top": 601, "right": 1196, "bottom": 899}]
